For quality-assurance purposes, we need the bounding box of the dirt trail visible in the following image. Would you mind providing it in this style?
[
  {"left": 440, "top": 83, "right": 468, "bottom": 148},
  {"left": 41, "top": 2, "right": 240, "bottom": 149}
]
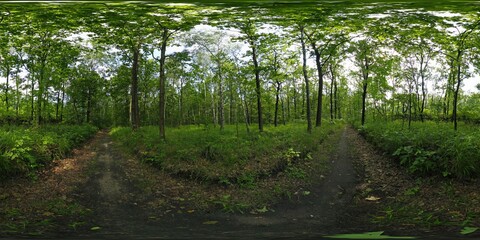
[
  {"left": 227, "top": 126, "right": 358, "bottom": 236},
  {"left": 74, "top": 132, "right": 159, "bottom": 237},
  {"left": 68, "top": 127, "right": 359, "bottom": 239}
]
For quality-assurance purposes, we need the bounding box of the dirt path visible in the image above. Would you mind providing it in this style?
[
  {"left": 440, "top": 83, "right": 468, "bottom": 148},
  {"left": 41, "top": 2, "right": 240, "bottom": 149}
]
[
  {"left": 61, "top": 127, "right": 359, "bottom": 239},
  {"left": 9, "top": 127, "right": 454, "bottom": 238},
  {"left": 227, "top": 127, "right": 358, "bottom": 234}
]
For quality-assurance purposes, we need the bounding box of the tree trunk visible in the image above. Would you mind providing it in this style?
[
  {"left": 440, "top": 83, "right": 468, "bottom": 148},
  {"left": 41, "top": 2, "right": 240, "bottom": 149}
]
[
  {"left": 329, "top": 64, "right": 335, "bottom": 121},
  {"left": 56, "top": 91, "right": 60, "bottom": 120},
  {"left": 218, "top": 61, "right": 224, "bottom": 131},
  {"left": 86, "top": 90, "right": 92, "bottom": 123},
  {"left": 229, "top": 80, "right": 234, "bottom": 124},
  {"left": 131, "top": 46, "right": 140, "bottom": 130},
  {"left": 30, "top": 77, "right": 34, "bottom": 122},
  {"left": 251, "top": 43, "right": 263, "bottom": 132},
  {"left": 60, "top": 81, "right": 65, "bottom": 122},
  {"left": 293, "top": 87, "right": 297, "bottom": 119},
  {"left": 5, "top": 65, "right": 10, "bottom": 113},
  {"left": 313, "top": 47, "right": 324, "bottom": 127},
  {"left": 300, "top": 26, "right": 312, "bottom": 133},
  {"left": 360, "top": 52, "right": 370, "bottom": 126},
  {"left": 361, "top": 80, "right": 368, "bottom": 126},
  {"left": 159, "top": 29, "right": 168, "bottom": 140},
  {"left": 452, "top": 51, "right": 462, "bottom": 131},
  {"left": 334, "top": 75, "right": 338, "bottom": 119},
  {"left": 408, "top": 79, "right": 413, "bottom": 129},
  {"left": 15, "top": 71, "right": 20, "bottom": 117},
  {"left": 274, "top": 82, "right": 280, "bottom": 127},
  {"left": 36, "top": 64, "right": 46, "bottom": 125}
]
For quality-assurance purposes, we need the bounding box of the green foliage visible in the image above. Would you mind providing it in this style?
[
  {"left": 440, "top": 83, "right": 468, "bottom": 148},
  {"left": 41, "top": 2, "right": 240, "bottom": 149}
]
[
  {"left": 393, "top": 146, "right": 437, "bottom": 174},
  {"left": 460, "top": 227, "right": 478, "bottom": 235},
  {"left": 213, "top": 194, "right": 250, "bottom": 214},
  {"left": 0, "top": 124, "right": 97, "bottom": 179},
  {"left": 111, "top": 123, "right": 340, "bottom": 186},
  {"left": 359, "top": 121, "right": 480, "bottom": 178}
]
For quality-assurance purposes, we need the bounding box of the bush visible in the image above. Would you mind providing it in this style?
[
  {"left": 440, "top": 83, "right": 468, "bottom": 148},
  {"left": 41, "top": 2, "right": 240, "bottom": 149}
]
[
  {"left": 358, "top": 121, "right": 480, "bottom": 178},
  {"left": 0, "top": 124, "right": 98, "bottom": 179}
]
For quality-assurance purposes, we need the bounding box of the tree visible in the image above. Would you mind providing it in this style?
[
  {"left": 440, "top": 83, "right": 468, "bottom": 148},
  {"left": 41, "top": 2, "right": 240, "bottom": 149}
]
[
  {"left": 237, "top": 19, "right": 264, "bottom": 132},
  {"left": 299, "top": 24, "right": 312, "bottom": 133},
  {"left": 442, "top": 21, "right": 480, "bottom": 130},
  {"left": 303, "top": 9, "right": 349, "bottom": 127},
  {"left": 150, "top": 6, "right": 199, "bottom": 139}
]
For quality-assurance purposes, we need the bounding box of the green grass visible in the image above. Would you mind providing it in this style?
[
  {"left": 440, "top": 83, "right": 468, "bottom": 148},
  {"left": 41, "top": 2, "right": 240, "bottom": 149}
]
[
  {"left": 111, "top": 123, "right": 340, "bottom": 186},
  {"left": 357, "top": 121, "right": 480, "bottom": 178},
  {"left": 0, "top": 124, "right": 98, "bottom": 179}
]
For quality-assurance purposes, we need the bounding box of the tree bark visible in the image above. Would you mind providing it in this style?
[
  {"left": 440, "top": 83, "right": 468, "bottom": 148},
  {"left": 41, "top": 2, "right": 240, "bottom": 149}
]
[
  {"left": 4, "top": 64, "right": 10, "bottom": 113},
  {"left": 217, "top": 61, "right": 224, "bottom": 131},
  {"left": 159, "top": 29, "right": 168, "bottom": 140},
  {"left": 131, "top": 46, "right": 140, "bottom": 130},
  {"left": 300, "top": 26, "right": 312, "bottom": 133},
  {"left": 452, "top": 50, "right": 462, "bottom": 131},
  {"left": 313, "top": 47, "right": 324, "bottom": 127},
  {"left": 274, "top": 82, "right": 280, "bottom": 127},
  {"left": 329, "top": 64, "right": 335, "bottom": 121},
  {"left": 361, "top": 56, "right": 369, "bottom": 126},
  {"left": 251, "top": 43, "right": 263, "bottom": 132}
]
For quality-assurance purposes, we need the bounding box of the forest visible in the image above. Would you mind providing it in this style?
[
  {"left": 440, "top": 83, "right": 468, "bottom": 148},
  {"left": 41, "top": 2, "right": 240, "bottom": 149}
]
[{"left": 0, "top": 0, "right": 480, "bottom": 238}]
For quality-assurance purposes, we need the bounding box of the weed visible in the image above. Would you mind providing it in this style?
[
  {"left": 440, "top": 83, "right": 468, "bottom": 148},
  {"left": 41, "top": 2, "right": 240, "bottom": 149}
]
[
  {"left": 237, "top": 173, "right": 256, "bottom": 189},
  {"left": 404, "top": 186, "right": 420, "bottom": 196},
  {"left": 111, "top": 123, "right": 342, "bottom": 187},
  {"left": 69, "top": 221, "right": 86, "bottom": 231},
  {"left": 0, "top": 124, "right": 97, "bottom": 180},
  {"left": 213, "top": 195, "right": 249, "bottom": 213},
  {"left": 359, "top": 121, "right": 480, "bottom": 178},
  {"left": 286, "top": 166, "right": 307, "bottom": 179}
]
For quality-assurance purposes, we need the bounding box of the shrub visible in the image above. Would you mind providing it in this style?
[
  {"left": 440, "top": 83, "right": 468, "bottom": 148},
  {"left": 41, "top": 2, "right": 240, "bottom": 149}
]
[
  {"left": 359, "top": 121, "right": 480, "bottom": 178},
  {"left": 0, "top": 124, "right": 98, "bottom": 180}
]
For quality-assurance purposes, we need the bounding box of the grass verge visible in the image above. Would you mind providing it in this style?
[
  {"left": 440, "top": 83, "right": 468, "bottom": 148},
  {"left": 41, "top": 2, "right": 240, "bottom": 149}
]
[{"left": 112, "top": 122, "right": 344, "bottom": 212}]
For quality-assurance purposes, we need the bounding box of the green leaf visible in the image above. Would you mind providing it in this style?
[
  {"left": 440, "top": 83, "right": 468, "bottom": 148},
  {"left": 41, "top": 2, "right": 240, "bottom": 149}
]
[
  {"left": 256, "top": 206, "right": 268, "bottom": 213},
  {"left": 460, "top": 227, "right": 478, "bottom": 235},
  {"left": 90, "top": 226, "right": 101, "bottom": 231},
  {"left": 324, "top": 231, "right": 416, "bottom": 239},
  {"left": 202, "top": 220, "right": 218, "bottom": 225}
]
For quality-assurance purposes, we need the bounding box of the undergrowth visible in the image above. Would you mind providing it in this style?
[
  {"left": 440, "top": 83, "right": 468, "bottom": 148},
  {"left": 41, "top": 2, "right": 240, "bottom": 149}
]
[
  {"left": 0, "top": 124, "right": 98, "bottom": 180},
  {"left": 111, "top": 123, "right": 341, "bottom": 186},
  {"left": 357, "top": 121, "right": 480, "bottom": 178}
]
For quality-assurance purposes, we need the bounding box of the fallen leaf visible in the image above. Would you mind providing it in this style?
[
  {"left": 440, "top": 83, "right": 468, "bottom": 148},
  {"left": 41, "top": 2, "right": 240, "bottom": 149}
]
[
  {"left": 365, "top": 196, "right": 381, "bottom": 201},
  {"left": 256, "top": 206, "right": 268, "bottom": 213},
  {"left": 43, "top": 212, "right": 54, "bottom": 217},
  {"left": 187, "top": 210, "right": 195, "bottom": 213},
  {"left": 90, "top": 226, "right": 101, "bottom": 231},
  {"left": 461, "top": 227, "right": 478, "bottom": 235},
  {"left": 202, "top": 220, "right": 218, "bottom": 225}
]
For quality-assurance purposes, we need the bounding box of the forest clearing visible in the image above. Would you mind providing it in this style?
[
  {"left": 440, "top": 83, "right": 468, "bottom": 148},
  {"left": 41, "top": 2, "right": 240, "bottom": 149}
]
[{"left": 1, "top": 0, "right": 480, "bottom": 239}]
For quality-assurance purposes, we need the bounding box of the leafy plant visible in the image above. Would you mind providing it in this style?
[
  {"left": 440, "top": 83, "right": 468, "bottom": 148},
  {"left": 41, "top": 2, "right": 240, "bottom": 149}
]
[
  {"left": 359, "top": 121, "right": 480, "bottom": 178},
  {"left": 0, "top": 124, "right": 97, "bottom": 180}
]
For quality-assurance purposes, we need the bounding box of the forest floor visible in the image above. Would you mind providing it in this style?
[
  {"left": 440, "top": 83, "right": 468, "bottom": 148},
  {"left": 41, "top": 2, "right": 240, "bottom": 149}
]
[{"left": 1, "top": 127, "right": 479, "bottom": 239}]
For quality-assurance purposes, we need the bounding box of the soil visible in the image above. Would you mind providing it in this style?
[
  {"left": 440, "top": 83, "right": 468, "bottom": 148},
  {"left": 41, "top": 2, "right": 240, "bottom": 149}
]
[{"left": 1, "top": 126, "right": 479, "bottom": 239}]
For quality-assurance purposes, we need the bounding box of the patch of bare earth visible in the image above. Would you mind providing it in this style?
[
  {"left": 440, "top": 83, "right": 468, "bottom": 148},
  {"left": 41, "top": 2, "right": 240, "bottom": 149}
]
[{"left": 343, "top": 127, "right": 480, "bottom": 238}]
